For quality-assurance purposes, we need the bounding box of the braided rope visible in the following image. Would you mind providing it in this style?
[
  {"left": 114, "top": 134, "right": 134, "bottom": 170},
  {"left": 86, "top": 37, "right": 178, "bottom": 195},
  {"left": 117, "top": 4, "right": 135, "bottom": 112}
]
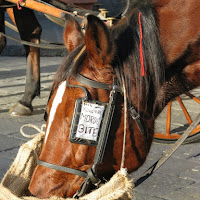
[
  {"left": 120, "top": 76, "right": 127, "bottom": 169},
  {"left": 20, "top": 124, "right": 46, "bottom": 138}
]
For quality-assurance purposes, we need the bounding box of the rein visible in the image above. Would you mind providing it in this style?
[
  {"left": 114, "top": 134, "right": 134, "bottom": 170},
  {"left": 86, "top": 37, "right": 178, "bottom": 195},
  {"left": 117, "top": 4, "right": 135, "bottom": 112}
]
[
  {"left": 134, "top": 113, "right": 200, "bottom": 186},
  {"left": 0, "top": 32, "right": 66, "bottom": 49}
]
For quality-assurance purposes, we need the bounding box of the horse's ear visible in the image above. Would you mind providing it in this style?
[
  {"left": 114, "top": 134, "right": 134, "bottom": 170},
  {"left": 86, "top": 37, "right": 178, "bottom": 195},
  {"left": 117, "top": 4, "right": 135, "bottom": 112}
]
[
  {"left": 63, "top": 14, "right": 84, "bottom": 52},
  {"left": 85, "top": 15, "right": 115, "bottom": 67}
]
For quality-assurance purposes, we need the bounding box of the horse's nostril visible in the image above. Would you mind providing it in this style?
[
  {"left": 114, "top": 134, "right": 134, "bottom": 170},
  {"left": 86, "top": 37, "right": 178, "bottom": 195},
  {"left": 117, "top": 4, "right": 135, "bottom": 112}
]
[
  {"left": 29, "top": 167, "right": 44, "bottom": 197},
  {"left": 29, "top": 176, "right": 49, "bottom": 198}
]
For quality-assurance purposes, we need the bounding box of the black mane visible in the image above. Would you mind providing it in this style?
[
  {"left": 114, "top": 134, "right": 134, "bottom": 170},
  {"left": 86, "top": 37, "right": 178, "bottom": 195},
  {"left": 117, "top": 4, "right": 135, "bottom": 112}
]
[
  {"left": 52, "top": 44, "right": 86, "bottom": 91},
  {"left": 111, "top": 0, "right": 165, "bottom": 117},
  {"left": 51, "top": 0, "right": 165, "bottom": 118}
]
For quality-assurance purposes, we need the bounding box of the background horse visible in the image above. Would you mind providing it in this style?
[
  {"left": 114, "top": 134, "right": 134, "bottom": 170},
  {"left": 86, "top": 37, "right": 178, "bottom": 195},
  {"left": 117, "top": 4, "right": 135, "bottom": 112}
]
[
  {"left": 29, "top": 0, "right": 200, "bottom": 198},
  {"left": 0, "top": 0, "right": 98, "bottom": 116},
  {"left": 0, "top": 2, "right": 41, "bottom": 116}
]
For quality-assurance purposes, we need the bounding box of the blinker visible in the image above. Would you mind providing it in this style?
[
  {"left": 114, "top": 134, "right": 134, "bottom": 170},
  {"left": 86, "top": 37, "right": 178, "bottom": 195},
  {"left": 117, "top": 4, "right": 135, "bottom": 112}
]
[
  {"left": 69, "top": 78, "right": 119, "bottom": 147},
  {"left": 69, "top": 98, "right": 106, "bottom": 146}
]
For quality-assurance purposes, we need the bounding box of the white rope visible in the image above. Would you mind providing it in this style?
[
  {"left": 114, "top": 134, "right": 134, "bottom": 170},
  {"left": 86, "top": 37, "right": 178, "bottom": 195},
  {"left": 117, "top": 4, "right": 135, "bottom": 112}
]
[
  {"left": 121, "top": 76, "right": 127, "bottom": 169},
  {"left": 20, "top": 124, "right": 46, "bottom": 138}
]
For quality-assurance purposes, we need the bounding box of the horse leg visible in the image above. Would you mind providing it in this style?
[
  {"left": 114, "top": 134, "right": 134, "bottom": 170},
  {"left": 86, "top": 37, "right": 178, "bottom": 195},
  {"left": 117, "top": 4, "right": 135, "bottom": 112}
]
[
  {"left": 0, "top": 6, "right": 6, "bottom": 53},
  {"left": 9, "top": 7, "right": 42, "bottom": 116},
  {"left": 154, "top": 61, "right": 200, "bottom": 118}
]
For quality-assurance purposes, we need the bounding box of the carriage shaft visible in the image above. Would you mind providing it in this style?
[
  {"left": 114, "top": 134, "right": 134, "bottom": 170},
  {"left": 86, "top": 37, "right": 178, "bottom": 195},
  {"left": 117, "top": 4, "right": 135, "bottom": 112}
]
[{"left": 5, "top": 0, "right": 84, "bottom": 20}]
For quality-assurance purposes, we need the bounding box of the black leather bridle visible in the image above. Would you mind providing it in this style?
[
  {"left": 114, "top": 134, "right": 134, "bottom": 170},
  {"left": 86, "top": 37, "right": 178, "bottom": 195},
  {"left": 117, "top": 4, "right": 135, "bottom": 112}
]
[{"left": 37, "top": 45, "right": 146, "bottom": 198}]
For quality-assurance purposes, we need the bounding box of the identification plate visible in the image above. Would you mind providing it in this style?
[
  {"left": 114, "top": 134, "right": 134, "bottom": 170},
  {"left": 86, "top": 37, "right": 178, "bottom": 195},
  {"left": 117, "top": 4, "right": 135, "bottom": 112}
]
[
  {"left": 69, "top": 98, "right": 106, "bottom": 146},
  {"left": 76, "top": 102, "right": 105, "bottom": 141}
]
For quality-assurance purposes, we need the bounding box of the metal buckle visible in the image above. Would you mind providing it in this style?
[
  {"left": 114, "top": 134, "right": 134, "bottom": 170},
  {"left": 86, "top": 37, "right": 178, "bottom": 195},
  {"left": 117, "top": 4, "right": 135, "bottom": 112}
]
[{"left": 129, "top": 107, "right": 140, "bottom": 120}]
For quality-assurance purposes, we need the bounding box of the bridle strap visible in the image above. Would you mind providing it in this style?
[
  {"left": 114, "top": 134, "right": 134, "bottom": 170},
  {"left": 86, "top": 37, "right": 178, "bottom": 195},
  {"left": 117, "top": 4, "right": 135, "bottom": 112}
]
[
  {"left": 73, "top": 73, "right": 144, "bottom": 138},
  {"left": 37, "top": 81, "right": 118, "bottom": 198},
  {"left": 72, "top": 73, "right": 122, "bottom": 93},
  {"left": 73, "top": 73, "right": 145, "bottom": 139},
  {"left": 73, "top": 81, "right": 118, "bottom": 198},
  {"left": 37, "top": 160, "right": 87, "bottom": 178}
]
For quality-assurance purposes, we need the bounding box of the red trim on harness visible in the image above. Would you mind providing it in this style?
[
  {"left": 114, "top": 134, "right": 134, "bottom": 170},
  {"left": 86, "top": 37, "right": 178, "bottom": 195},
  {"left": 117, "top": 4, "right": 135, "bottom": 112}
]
[
  {"left": 138, "top": 12, "right": 146, "bottom": 77},
  {"left": 17, "top": 0, "right": 24, "bottom": 10}
]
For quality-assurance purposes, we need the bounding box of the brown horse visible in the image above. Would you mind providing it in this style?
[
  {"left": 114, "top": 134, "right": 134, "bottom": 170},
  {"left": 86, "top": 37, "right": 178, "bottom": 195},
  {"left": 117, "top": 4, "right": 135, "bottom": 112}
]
[{"left": 29, "top": 0, "right": 200, "bottom": 198}]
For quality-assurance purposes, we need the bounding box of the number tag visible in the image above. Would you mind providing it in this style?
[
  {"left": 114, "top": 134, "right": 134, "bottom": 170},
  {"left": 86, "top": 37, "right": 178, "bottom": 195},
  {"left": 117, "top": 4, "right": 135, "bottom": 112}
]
[
  {"left": 76, "top": 102, "right": 105, "bottom": 141},
  {"left": 70, "top": 98, "right": 106, "bottom": 146}
]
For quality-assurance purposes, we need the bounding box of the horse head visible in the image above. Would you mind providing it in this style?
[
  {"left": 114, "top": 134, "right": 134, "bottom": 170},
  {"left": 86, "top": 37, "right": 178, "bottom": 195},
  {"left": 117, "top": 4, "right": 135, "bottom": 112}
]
[
  {"left": 29, "top": 1, "right": 166, "bottom": 198},
  {"left": 28, "top": 14, "right": 120, "bottom": 198}
]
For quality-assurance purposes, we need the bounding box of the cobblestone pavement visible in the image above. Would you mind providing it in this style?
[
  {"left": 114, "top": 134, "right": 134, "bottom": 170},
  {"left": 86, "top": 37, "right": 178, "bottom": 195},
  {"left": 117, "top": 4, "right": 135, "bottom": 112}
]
[{"left": 0, "top": 56, "right": 200, "bottom": 199}]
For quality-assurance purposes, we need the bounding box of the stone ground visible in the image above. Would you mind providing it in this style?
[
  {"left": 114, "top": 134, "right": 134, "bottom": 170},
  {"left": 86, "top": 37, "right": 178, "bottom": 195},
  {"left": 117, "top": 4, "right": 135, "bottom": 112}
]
[{"left": 0, "top": 56, "right": 200, "bottom": 200}]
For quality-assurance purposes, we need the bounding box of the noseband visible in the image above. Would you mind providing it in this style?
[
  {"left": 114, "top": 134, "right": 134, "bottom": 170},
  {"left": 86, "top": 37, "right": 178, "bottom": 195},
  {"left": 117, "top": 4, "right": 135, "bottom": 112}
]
[{"left": 37, "top": 45, "right": 145, "bottom": 198}]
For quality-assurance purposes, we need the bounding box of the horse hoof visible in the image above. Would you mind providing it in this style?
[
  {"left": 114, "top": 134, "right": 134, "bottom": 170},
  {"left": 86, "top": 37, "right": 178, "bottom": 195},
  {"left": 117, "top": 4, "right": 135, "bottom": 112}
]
[{"left": 9, "top": 102, "right": 32, "bottom": 116}]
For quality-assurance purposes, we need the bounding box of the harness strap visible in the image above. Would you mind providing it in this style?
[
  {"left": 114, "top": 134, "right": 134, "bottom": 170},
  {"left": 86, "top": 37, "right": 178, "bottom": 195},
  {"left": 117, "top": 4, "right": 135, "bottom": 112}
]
[
  {"left": 134, "top": 113, "right": 200, "bottom": 187},
  {"left": 73, "top": 81, "right": 118, "bottom": 198},
  {"left": 37, "top": 160, "right": 87, "bottom": 178},
  {"left": 0, "top": 4, "right": 16, "bottom": 7},
  {"left": 92, "top": 87, "right": 117, "bottom": 166},
  {"left": 73, "top": 74, "right": 144, "bottom": 140},
  {"left": 73, "top": 74, "right": 122, "bottom": 93},
  {"left": 0, "top": 32, "right": 66, "bottom": 49}
]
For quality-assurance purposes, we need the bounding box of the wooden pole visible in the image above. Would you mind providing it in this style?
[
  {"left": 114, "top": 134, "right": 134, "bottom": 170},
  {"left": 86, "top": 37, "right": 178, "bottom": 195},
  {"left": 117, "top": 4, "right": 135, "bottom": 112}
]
[{"left": 6, "top": 0, "right": 84, "bottom": 19}]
